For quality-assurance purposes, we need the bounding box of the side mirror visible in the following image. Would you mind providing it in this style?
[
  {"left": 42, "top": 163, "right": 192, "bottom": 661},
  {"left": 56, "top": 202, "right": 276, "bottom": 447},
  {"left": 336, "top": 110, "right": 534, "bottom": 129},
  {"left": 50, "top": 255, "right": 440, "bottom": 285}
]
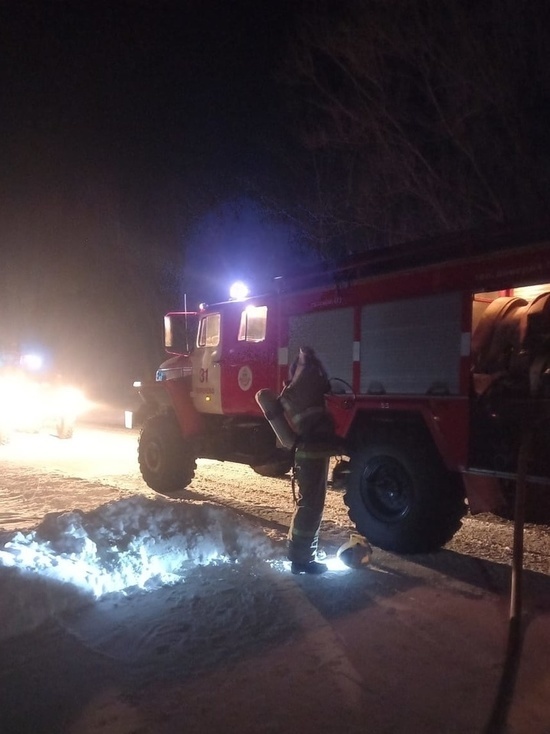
[{"left": 164, "top": 312, "right": 198, "bottom": 355}]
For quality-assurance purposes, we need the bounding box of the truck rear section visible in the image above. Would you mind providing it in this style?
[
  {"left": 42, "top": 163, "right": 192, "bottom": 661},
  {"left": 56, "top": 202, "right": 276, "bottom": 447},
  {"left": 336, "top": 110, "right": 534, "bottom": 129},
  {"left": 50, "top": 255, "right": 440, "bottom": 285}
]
[{"left": 134, "top": 228, "right": 550, "bottom": 554}]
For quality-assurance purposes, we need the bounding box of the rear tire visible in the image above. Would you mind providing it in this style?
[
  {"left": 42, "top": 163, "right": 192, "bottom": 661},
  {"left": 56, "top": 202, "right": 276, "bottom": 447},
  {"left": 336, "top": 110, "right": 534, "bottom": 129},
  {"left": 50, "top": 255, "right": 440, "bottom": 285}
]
[
  {"left": 345, "top": 441, "right": 465, "bottom": 553},
  {"left": 138, "top": 413, "right": 196, "bottom": 495}
]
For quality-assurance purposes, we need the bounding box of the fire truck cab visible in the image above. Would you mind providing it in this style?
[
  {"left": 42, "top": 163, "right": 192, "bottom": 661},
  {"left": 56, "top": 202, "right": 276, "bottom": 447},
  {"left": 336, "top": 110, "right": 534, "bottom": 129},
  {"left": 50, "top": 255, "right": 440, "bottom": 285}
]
[{"left": 134, "top": 226, "right": 550, "bottom": 553}]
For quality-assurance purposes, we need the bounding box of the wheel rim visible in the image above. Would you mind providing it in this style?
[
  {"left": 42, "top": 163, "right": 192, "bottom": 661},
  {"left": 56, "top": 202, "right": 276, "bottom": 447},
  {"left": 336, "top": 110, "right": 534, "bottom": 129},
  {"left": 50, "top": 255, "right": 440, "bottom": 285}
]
[
  {"left": 144, "top": 440, "right": 162, "bottom": 472},
  {"left": 360, "top": 457, "right": 413, "bottom": 522}
]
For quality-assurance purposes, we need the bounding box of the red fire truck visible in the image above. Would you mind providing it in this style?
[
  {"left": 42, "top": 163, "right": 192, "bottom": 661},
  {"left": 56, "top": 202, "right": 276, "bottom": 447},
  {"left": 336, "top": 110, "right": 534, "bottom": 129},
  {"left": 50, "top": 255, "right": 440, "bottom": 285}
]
[{"left": 134, "top": 225, "right": 550, "bottom": 553}]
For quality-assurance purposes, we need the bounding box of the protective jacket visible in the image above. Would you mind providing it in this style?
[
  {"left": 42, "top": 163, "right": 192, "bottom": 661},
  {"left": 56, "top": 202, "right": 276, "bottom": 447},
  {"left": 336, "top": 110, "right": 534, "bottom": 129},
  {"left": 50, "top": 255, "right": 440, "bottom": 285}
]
[{"left": 279, "top": 347, "right": 334, "bottom": 442}]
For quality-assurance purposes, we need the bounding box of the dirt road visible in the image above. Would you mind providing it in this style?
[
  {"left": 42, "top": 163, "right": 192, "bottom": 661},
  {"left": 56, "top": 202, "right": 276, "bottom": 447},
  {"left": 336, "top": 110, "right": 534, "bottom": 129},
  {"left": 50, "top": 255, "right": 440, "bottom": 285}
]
[{"left": 0, "top": 421, "right": 549, "bottom": 734}]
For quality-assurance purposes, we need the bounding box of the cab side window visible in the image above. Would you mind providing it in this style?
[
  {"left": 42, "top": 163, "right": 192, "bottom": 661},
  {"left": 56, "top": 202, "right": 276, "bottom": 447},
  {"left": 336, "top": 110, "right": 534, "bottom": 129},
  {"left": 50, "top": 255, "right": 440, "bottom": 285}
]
[
  {"left": 197, "top": 313, "right": 221, "bottom": 347},
  {"left": 238, "top": 305, "right": 267, "bottom": 342}
]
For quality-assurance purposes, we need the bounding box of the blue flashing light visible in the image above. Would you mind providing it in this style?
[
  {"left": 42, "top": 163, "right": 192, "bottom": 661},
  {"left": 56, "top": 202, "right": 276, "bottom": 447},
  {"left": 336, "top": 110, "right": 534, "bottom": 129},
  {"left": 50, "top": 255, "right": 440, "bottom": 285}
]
[{"left": 229, "top": 281, "right": 250, "bottom": 301}]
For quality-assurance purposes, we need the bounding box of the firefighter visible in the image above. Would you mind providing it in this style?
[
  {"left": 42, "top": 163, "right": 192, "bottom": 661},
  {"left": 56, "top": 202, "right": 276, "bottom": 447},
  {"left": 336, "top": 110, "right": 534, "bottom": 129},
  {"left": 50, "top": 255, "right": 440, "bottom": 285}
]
[{"left": 278, "top": 346, "right": 337, "bottom": 575}]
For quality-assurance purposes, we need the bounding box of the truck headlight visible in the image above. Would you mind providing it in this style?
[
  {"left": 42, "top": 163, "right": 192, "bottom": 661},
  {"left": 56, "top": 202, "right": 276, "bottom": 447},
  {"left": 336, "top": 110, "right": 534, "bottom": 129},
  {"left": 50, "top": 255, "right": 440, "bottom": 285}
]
[{"left": 54, "top": 386, "right": 89, "bottom": 419}]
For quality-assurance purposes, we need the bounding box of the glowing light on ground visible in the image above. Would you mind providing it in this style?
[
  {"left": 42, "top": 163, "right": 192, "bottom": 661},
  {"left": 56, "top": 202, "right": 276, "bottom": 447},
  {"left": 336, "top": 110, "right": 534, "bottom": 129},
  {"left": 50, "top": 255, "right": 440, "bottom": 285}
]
[{"left": 325, "top": 556, "right": 354, "bottom": 572}]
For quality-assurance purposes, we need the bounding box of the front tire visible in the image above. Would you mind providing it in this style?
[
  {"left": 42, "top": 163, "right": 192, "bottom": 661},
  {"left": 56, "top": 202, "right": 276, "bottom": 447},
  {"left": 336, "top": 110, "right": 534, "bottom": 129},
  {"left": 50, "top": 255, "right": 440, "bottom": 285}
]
[
  {"left": 56, "top": 417, "right": 74, "bottom": 439},
  {"left": 345, "top": 442, "right": 465, "bottom": 553},
  {"left": 138, "top": 413, "right": 196, "bottom": 495}
]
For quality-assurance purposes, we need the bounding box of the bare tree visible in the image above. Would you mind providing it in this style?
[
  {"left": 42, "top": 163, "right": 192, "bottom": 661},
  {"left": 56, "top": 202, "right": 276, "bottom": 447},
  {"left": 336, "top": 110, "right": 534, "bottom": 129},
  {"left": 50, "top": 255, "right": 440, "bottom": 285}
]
[{"left": 281, "top": 0, "right": 550, "bottom": 251}]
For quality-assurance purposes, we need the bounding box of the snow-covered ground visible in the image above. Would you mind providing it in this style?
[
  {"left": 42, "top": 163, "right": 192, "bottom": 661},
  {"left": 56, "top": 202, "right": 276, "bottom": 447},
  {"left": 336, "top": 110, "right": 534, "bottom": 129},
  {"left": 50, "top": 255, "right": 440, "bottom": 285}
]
[
  {"left": 0, "top": 492, "right": 287, "bottom": 639},
  {"left": 0, "top": 422, "right": 549, "bottom": 734}
]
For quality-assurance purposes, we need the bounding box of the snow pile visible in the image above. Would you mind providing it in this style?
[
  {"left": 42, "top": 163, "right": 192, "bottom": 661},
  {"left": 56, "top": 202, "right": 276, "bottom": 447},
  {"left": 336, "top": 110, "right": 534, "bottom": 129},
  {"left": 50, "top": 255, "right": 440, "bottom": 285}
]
[{"left": 0, "top": 495, "right": 282, "bottom": 640}]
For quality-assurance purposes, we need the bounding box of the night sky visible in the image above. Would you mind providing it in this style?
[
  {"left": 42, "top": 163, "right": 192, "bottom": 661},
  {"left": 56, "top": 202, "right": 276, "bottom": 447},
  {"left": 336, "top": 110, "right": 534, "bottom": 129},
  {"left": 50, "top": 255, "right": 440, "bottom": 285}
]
[
  {"left": 0, "top": 0, "right": 304, "bottom": 393},
  {"left": 1, "top": 1, "right": 294, "bottom": 189}
]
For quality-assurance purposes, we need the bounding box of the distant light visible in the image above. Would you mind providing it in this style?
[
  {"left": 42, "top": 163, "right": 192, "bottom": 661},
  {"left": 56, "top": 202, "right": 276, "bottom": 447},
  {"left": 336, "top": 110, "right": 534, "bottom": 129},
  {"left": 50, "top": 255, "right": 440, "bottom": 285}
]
[
  {"left": 54, "top": 386, "right": 89, "bottom": 418},
  {"left": 229, "top": 281, "right": 249, "bottom": 300},
  {"left": 20, "top": 353, "right": 43, "bottom": 371}
]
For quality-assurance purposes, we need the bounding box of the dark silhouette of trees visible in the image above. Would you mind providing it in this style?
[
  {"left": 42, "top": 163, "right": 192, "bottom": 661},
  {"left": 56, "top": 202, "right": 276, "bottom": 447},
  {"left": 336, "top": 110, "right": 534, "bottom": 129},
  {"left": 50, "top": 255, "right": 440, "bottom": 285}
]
[{"left": 279, "top": 0, "right": 550, "bottom": 254}]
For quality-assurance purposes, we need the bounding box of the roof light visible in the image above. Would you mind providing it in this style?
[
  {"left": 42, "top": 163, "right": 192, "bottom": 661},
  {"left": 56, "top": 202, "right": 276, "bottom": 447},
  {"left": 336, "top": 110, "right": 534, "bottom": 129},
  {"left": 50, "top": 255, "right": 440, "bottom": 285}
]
[{"left": 229, "top": 281, "right": 249, "bottom": 301}]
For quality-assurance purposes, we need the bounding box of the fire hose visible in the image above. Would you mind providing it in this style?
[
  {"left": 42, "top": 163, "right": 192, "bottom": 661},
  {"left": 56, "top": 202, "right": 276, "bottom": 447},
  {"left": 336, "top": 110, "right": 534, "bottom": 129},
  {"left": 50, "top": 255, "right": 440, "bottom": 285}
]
[{"left": 483, "top": 416, "right": 533, "bottom": 734}]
